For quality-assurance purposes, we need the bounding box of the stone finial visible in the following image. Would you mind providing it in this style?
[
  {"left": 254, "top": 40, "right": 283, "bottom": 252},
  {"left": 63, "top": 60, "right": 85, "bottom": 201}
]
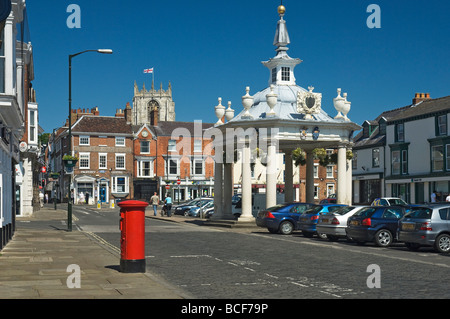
[{"left": 215, "top": 97, "right": 225, "bottom": 125}]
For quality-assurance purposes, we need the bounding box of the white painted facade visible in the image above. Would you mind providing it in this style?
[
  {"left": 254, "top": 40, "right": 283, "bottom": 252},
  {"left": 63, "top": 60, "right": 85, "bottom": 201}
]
[
  {"left": 354, "top": 95, "right": 450, "bottom": 204},
  {"left": 0, "top": 0, "right": 28, "bottom": 247}
]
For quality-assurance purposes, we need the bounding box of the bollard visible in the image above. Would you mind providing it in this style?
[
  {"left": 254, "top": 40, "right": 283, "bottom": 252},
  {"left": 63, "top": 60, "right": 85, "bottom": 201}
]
[{"left": 118, "top": 200, "right": 148, "bottom": 273}]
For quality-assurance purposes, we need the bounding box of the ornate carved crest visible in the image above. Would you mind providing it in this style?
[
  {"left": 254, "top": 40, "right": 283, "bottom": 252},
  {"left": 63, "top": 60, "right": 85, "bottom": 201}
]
[{"left": 297, "top": 86, "right": 322, "bottom": 120}]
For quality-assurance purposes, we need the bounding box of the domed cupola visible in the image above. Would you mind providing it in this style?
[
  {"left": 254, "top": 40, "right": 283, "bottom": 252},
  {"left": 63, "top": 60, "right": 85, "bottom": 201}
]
[{"left": 262, "top": 4, "right": 302, "bottom": 87}]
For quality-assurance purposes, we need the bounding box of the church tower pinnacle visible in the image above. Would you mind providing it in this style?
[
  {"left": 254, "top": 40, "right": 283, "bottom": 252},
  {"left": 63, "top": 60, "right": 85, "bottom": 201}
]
[{"left": 131, "top": 82, "right": 176, "bottom": 125}]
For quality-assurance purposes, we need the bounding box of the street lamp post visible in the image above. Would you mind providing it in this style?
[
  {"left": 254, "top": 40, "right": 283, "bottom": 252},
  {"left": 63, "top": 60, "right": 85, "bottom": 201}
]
[{"left": 67, "top": 49, "right": 112, "bottom": 231}]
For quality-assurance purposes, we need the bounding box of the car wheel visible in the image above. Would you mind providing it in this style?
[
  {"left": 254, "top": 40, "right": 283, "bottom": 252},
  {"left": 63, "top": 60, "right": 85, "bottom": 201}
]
[
  {"left": 434, "top": 234, "right": 450, "bottom": 253},
  {"left": 279, "top": 221, "right": 294, "bottom": 235},
  {"left": 317, "top": 232, "right": 327, "bottom": 240},
  {"left": 374, "top": 229, "right": 393, "bottom": 247},
  {"left": 183, "top": 211, "right": 189, "bottom": 217}
]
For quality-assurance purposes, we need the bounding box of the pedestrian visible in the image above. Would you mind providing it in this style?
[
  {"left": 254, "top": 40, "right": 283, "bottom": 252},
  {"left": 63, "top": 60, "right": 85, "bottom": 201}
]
[
  {"left": 431, "top": 191, "right": 437, "bottom": 203},
  {"left": 45, "top": 193, "right": 48, "bottom": 204},
  {"left": 165, "top": 194, "right": 173, "bottom": 217},
  {"left": 150, "top": 192, "right": 159, "bottom": 216},
  {"left": 85, "top": 192, "right": 90, "bottom": 205},
  {"left": 39, "top": 192, "right": 44, "bottom": 208}
]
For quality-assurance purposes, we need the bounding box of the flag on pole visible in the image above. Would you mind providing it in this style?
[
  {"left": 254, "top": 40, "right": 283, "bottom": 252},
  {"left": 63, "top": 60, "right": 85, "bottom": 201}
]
[{"left": 144, "top": 68, "right": 154, "bottom": 74}]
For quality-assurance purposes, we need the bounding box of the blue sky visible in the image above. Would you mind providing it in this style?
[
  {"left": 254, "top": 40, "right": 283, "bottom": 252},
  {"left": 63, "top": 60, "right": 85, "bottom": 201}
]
[{"left": 27, "top": 0, "right": 450, "bottom": 133}]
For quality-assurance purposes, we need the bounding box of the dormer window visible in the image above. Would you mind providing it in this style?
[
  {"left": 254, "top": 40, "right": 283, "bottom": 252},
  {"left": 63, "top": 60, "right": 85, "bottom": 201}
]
[
  {"left": 379, "top": 122, "right": 386, "bottom": 135},
  {"left": 378, "top": 117, "right": 387, "bottom": 135},
  {"left": 281, "top": 67, "right": 290, "bottom": 81}
]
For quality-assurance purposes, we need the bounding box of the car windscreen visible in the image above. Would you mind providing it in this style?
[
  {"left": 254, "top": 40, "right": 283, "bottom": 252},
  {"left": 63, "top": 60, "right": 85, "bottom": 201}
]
[
  {"left": 405, "top": 207, "right": 433, "bottom": 219},
  {"left": 387, "top": 198, "right": 407, "bottom": 205},
  {"left": 303, "top": 205, "right": 323, "bottom": 214},
  {"left": 266, "top": 204, "right": 288, "bottom": 212},
  {"left": 328, "top": 205, "right": 346, "bottom": 213},
  {"left": 331, "top": 206, "right": 355, "bottom": 215},
  {"left": 353, "top": 207, "right": 377, "bottom": 218}
]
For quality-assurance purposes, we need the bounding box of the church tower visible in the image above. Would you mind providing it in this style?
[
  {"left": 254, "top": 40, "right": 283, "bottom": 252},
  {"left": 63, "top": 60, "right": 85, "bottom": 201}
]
[{"left": 132, "top": 81, "right": 176, "bottom": 125}]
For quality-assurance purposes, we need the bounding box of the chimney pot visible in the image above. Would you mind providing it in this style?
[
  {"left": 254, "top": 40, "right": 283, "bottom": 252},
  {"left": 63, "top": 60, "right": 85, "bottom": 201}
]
[{"left": 413, "top": 92, "right": 431, "bottom": 104}]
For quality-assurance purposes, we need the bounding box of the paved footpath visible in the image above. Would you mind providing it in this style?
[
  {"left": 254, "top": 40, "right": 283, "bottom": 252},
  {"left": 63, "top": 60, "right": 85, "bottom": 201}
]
[{"left": 0, "top": 205, "right": 188, "bottom": 299}]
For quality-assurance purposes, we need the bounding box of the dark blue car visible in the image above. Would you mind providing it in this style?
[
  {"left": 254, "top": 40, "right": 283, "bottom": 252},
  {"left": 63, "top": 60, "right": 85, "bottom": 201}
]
[
  {"left": 346, "top": 205, "right": 409, "bottom": 247},
  {"left": 256, "top": 202, "right": 314, "bottom": 235},
  {"left": 298, "top": 204, "right": 347, "bottom": 238}
]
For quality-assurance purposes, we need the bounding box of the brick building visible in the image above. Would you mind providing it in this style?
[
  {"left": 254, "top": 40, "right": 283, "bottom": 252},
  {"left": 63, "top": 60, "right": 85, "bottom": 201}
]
[
  {"left": 149, "top": 121, "right": 215, "bottom": 201},
  {"left": 49, "top": 109, "right": 134, "bottom": 205},
  {"left": 48, "top": 106, "right": 215, "bottom": 205},
  {"left": 71, "top": 114, "right": 134, "bottom": 205}
]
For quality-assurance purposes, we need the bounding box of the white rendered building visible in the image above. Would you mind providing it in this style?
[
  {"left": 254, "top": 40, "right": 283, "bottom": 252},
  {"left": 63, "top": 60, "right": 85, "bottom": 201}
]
[{"left": 0, "top": 0, "right": 30, "bottom": 247}]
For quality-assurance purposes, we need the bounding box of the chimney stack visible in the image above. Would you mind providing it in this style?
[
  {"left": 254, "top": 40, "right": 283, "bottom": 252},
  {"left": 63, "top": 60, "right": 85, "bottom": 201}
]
[
  {"left": 413, "top": 92, "right": 431, "bottom": 105},
  {"left": 115, "top": 109, "right": 125, "bottom": 118},
  {"left": 124, "top": 102, "right": 132, "bottom": 124}
]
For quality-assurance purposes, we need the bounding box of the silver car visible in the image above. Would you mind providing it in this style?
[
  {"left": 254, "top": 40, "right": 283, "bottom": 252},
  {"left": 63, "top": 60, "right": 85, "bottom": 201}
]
[
  {"left": 398, "top": 205, "right": 450, "bottom": 253},
  {"left": 316, "top": 206, "right": 365, "bottom": 241},
  {"left": 188, "top": 200, "right": 213, "bottom": 217}
]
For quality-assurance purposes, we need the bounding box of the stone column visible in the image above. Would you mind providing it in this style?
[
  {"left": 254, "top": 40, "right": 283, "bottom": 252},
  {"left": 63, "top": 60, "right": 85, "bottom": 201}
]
[
  {"left": 284, "top": 151, "right": 294, "bottom": 202},
  {"left": 266, "top": 141, "right": 277, "bottom": 209},
  {"left": 337, "top": 145, "right": 347, "bottom": 205},
  {"left": 305, "top": 150, "right": 315, "bottom": 203},
  {"left": 240, "top": 142, "right": 253, "bottom": 220},
  {"left": 212, "top": 160, "right": 223, "bottom": 219},
  {"left": 346, "top": 148, "right": 353, "bottom": 205},
  {"left": 222, "top": 163, "right": 234, "bottom": 219}
]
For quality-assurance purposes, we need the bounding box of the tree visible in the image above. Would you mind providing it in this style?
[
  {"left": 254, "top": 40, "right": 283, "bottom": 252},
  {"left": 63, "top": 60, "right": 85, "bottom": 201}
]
[{"left": 39, "top": 133, "right": 50, "bottom": 145}]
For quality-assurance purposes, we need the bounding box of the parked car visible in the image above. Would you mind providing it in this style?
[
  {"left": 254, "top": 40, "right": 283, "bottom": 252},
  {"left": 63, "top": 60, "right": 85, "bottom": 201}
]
[
  {"left": 316, "top": 206, "right": 365, "bottom": 241},
  {"left": 320, "top": 194, "right": 337, "bottom": 204},
  {"left": 173, "top": 198, "right": 211, "bottom": 216},
  {"left": 320, "top": 198, "right": 337, "bottom": 204},
  {"left": 204, "top": 205, "right": 215, "bottom": 219},
  {"left": 232, "top": 194, "right": 241, "bottom": 205},
  {"left": 256, "top": 202, "right": 314, "bottom": 235},
  {"left": 298, "top": 204, "right": 347, "bottom": 238},
  {"left": 371, "top": 197, "right": 408, "bottom": 206},
  {"left": 398, "top": 204, "right": 450, "bottom": 253},
  {"left": 188, "top": 200, "right": 213, "bottom": 217},
  {"left": 346, "top": 205, "right": 408, "bottom": 247}
]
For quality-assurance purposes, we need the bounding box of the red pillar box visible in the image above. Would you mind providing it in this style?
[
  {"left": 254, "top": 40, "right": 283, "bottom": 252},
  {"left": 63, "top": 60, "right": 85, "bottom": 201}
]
[{"left": 118, "top": 200, "right": 148, "bottom": 273}]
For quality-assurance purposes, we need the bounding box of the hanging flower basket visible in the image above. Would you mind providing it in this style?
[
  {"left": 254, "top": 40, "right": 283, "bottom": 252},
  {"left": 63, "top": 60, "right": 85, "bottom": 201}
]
[
  {"left": 50, "top": 172, "right": 60, "bottom": 179},
  {"left": 63, "top": 155, "right": 78, "bottom": 168},
  {"left": 292, "top": 148, "right": 306, "bottom": 166}
]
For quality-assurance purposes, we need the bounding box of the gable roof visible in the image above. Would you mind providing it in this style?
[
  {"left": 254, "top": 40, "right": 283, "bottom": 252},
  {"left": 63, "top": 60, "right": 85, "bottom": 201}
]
[
  {"left": 72, "top": 116, "right": 132, "bottom": 135},
  {"left": 152, "top": 121, "right": 215, "bottom": 137},
  {"left": 353, "top": 95, "right": 450, "bottom": 150},
  {"left": 387, "top": 95, "right": 450, "bottom": 123}
]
